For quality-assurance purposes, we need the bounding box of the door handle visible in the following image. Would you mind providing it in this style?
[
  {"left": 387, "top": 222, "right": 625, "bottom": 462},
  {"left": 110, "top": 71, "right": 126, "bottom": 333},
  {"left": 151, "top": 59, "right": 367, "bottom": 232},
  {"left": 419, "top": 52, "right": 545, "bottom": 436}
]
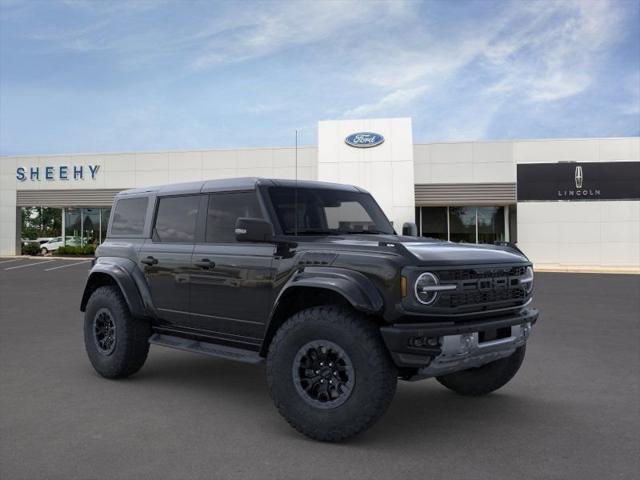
[
  {"left": 141, "top": 256, "right": 158, "bottom": 266},
  {"left": 194, "top": 258, "right": 215, "bottom": 269}
]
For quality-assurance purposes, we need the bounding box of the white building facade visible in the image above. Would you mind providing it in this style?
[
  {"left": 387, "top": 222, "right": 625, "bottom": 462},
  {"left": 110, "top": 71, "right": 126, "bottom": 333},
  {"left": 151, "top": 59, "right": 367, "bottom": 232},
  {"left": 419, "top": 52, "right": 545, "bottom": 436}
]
[{"left": 1, "top": 118, "right": 639, "bottom": 271}]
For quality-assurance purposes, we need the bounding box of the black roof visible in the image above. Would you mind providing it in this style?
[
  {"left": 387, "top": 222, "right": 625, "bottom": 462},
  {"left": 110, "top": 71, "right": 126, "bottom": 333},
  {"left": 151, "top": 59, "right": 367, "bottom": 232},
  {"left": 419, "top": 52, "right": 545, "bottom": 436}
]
[{"left": 117, "top": 177, "right": 365, "bottom": 197}]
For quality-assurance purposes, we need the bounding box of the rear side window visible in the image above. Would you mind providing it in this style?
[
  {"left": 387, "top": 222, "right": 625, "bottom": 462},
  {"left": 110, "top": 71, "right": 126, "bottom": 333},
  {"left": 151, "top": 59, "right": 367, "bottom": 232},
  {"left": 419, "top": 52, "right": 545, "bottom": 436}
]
[
  {"left": 154, "top": 195, "right": 200, "bottom": 243},
  {"left": 110, "top": 197, "right": 148, "bottom": 236},
  {"left": 206, "top": 192, "right": 262, "bottom": 243}
]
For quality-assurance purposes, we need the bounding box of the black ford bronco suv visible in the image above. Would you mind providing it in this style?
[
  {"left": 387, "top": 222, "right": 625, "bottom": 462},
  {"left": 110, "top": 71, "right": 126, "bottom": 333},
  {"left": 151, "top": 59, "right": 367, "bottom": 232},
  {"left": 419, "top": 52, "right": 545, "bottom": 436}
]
[{"left": 81, "top": 178, "right": 538, "bottom": 441}]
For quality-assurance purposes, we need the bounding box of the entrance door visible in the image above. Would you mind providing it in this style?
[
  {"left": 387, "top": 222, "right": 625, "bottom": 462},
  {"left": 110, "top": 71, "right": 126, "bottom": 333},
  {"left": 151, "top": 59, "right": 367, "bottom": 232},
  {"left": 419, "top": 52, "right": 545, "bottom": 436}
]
[
  {"left": 138, "top": 194, "right": 200, "bottom": 326},
  {"left": 189, "top": 191, "right": 275, "bottom": 347}
]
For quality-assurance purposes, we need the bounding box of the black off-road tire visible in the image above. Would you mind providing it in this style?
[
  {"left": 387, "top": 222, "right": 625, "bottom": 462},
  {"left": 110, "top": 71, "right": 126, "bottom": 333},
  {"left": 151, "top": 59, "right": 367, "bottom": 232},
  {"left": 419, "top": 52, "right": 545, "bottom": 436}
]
[
  {"left": 84, "top": 285, "right": 151, "bottom": 379},
  {"left": 436, "top": 346, "right": 526, "bottom": 396},
  {"left": 267, "top": 305, "right": 397, "bottom": 442}
]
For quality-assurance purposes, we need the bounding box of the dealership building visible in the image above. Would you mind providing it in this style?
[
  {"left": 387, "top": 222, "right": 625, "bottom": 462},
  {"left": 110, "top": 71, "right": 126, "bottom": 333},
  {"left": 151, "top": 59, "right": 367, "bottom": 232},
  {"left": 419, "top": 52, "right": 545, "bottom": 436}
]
[{"left": 1, "top": 118, "right": 639, "bottom": 270}]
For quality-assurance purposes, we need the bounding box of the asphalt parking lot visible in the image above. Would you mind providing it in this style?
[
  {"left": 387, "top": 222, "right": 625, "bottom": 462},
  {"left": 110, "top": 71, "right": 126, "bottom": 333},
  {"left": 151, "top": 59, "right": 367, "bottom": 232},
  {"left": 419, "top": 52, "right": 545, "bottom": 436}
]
[{"left": 0, "top": 257, "right": 638, "bottom": 480}]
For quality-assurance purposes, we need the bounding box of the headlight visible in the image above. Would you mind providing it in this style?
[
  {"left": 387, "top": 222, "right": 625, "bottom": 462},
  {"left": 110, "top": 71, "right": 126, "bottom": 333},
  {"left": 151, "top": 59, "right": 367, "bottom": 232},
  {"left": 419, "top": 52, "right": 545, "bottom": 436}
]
[
  {"left": 414, "top": 272, "right": 455, "bottom": 305},
  {"left": 521, "top": 266, "right": 534, "bottom": 294}
]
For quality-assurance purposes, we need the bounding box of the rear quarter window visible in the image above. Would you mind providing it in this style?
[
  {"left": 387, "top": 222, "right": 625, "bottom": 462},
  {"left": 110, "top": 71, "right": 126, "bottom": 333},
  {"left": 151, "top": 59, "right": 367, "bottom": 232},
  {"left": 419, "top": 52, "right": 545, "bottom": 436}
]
[{"left": 110, "top": 197, "right": 148, "bottom": 236}]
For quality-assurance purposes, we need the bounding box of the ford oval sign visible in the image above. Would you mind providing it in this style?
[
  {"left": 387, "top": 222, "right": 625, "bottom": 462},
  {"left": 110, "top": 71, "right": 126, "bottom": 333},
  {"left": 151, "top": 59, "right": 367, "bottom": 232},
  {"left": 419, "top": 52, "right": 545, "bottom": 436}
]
[{"left": 345, "top": 132, "right": 385, "bottom": 148}]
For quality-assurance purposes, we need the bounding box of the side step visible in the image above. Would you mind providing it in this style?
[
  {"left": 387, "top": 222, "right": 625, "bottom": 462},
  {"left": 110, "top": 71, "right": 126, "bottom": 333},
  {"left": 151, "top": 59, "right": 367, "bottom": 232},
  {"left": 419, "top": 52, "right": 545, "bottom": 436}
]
[{"left": 149, "top": 333, "right": 264, "bottom": 364}]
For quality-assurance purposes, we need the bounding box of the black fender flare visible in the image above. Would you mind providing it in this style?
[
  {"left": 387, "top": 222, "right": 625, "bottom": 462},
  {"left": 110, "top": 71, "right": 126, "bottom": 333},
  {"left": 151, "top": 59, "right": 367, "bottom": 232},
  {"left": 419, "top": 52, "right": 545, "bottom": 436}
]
[
  {"left": 261, "top": 267, "right": 384, "bottom": 354},
  {"left": 80, "top": 258, "right": 154, "bottom": 319},
  {"left": 276, "top": 266, "right": 385, "bottom": 314}
]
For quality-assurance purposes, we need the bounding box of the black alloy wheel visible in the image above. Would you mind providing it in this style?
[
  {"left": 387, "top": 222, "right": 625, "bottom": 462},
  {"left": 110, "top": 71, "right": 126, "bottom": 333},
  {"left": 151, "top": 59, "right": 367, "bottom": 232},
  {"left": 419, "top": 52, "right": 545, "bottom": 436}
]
[
  {"left": 293, "top": 340, "right": 355, "bottom": 409},
  {"left": 93, "top": 307, "right": 117, "bottom": 355},
  {"left": 266, "top": 305, "right": 398, "bottom": 441}
]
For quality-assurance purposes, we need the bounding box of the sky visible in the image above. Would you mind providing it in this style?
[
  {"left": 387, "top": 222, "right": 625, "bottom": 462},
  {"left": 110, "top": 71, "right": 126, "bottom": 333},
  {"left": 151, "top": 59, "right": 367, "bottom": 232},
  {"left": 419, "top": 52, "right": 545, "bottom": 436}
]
[{"left": 0, "top": 0, "right": 639, "bottom": 155}]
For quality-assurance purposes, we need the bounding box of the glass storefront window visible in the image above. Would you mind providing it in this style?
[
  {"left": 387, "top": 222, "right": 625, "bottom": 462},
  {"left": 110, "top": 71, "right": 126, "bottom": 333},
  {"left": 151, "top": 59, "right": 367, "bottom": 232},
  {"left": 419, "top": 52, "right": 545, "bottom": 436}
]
[
  {"left": 416, "top": 206, "right": 510, "bottom": 244},
  {"left": 64, "top": 207, "right": 112, "bottom": 246},
  {"left": 449, "top": 207, "right": 477, "bottom": 243},
  {"left": 65, "top": 208, "right": 82, "bottom": 246},
  {"left": 421, "top": 207, "right": 448, "bottom": 239},
  {"left": 20, "top": 207, "right": 62, "bottom": 240},
  {"left": 477, "top": 207, "right": 505, "bottom": 243},
  {"left": 100, "top": 207, "right": 111, "bottom": 242},
  {"left": 83, "top": 208, "right": 101, "bottom": 246}
]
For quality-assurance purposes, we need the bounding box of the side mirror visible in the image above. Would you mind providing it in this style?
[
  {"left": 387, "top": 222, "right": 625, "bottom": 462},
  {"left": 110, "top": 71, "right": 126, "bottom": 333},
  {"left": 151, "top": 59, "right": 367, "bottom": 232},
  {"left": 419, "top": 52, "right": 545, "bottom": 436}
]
[
  {"left": 235, "top": 217, "right": 274, "bottom": 242},
  {"left": 402, "top": 222, "right": 418, "bottom": 236}
]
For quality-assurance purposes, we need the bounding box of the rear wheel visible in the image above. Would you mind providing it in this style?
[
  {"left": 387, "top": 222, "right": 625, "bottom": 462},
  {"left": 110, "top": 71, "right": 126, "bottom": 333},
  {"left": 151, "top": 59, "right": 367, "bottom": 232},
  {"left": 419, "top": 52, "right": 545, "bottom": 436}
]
[
  {"left": 436, "top": 346, "right": 526, "bottom": 396},
  {"left": 267, "top": 305, "right": 397, "bottom": 442},
  {"left": 40, "top": 247, "right": 48, "bottom": 255},
  {"left": 84, "top": 286, "right": 150, "bottom": 379}
]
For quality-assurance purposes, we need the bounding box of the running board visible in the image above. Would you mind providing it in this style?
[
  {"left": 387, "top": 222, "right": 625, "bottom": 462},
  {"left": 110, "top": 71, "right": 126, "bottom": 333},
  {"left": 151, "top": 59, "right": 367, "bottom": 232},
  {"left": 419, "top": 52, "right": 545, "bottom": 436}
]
[{"left": 149, "top": 333, "right": 264, "bottom": 364}]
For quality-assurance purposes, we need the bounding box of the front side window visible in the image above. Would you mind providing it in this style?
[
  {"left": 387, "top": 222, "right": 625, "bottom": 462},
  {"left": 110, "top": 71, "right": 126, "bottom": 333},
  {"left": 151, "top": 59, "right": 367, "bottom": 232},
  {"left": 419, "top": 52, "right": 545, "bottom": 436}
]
[
  {"left": 154, "top": 195, "right": 200, "bottom": 243},
  {"left": 110, "top": 197, "right": 148, "bottom": 236},
  {"left": 205, "top": 192, "right": 262, "bottom": 243},
  {"left": 268, "top": 187, "right": 393, "bottom": 235}
]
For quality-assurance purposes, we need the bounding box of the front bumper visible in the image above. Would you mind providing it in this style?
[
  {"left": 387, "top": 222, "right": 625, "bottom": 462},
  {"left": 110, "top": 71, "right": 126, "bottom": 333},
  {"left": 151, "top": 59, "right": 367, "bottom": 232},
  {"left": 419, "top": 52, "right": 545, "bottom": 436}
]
[{"left": 380, "top": 307, "right": 539, "bottom": 378}]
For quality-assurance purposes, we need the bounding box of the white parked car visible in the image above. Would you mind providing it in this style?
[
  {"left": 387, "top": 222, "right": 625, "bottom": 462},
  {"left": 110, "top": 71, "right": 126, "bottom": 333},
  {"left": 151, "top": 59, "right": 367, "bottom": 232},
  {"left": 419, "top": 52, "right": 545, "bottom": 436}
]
[
  {"left": 40, "top": 237, "right": 81, "bottom": 255},
  {"left": 40, "top": 237, "right": 64, "bottom": 254}
]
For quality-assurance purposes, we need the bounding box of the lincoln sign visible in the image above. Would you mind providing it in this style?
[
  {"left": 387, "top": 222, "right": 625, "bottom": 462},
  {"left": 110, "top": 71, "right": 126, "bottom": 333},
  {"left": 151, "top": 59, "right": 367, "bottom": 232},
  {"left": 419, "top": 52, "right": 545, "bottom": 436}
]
[{"left": 516, "top": 161, "right": 640, "bottom": 201}]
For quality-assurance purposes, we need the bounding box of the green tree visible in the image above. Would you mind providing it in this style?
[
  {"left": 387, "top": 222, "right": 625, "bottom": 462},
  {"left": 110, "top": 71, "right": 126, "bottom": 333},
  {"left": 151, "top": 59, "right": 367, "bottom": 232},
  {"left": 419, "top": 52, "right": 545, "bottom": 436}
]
[{"left": 21, "top": 207, "right": 62, "bottom": 239}]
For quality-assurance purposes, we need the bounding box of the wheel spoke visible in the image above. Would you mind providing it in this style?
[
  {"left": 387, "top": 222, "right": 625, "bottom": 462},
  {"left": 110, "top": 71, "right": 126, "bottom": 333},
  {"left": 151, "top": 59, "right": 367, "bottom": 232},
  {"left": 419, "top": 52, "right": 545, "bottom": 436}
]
[
  {"left": 303, "top": 374, "right": 322, "bottom": 390},
  {"left": 294, "top": 341, "right": 355, "bottom": 408},
  {"left": 93, "top": 309, "right": 116, "bottom": 355}
]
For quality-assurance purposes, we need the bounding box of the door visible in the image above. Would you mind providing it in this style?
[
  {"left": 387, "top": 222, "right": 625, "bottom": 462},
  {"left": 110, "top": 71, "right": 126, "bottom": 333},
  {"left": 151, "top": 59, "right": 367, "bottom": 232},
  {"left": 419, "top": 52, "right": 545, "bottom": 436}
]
[
  {"left": 189, "top": 191, "right": 275, "bottom": 346},
  {"left": 138, "top": 194, "right": 201, "bottom": 326}
]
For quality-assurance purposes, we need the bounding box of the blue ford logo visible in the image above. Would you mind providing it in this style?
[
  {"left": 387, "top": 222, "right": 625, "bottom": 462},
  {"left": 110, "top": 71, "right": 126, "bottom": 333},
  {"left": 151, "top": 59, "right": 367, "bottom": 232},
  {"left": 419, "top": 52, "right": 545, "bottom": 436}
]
[{"left": 345, "top": 132, "right": 385, "bottom": 148}]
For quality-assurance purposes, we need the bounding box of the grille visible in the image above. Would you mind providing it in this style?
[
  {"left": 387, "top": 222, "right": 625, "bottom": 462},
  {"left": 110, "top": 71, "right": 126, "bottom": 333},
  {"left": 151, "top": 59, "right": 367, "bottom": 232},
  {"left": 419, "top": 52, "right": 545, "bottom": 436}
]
[
  {"left": 434, "top": 265, "right": 529, "bottom": 309},
  {"left": 437, "top": 266, "right": 526, "bottom": 282}
]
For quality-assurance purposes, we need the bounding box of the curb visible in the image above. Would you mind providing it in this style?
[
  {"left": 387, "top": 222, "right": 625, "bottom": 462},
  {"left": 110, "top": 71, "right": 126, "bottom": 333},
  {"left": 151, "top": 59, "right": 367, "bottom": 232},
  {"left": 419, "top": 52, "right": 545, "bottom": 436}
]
[{"left": 534, "top": 266, "right": 640, "bottom": 275}]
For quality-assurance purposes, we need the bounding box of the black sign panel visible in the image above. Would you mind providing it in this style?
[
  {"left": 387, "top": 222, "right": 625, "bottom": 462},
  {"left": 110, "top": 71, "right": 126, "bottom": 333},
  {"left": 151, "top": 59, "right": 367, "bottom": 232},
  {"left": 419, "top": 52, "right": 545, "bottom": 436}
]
[{"left": 517, "top": 161, "right": 640, "bottom": 201}]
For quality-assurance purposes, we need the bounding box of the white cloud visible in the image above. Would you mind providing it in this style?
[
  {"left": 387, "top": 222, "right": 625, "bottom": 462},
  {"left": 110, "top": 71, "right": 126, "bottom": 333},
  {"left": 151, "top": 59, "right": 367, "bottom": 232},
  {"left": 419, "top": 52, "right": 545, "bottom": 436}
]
[
  {"left": 342, "top": 0, "right": 626, "bottom": 133},
  {"left": 619, "top": 72, "right": 640, "bottom": 116},
  {"left": 343, "top": 85, "right": 428, "bottom": 118},
  {"left": 2, "top": 0, "right": 635, "bottom": 150},
  {"left": 190, "top": 1, "right": 414, "bottom": 71},
  {"left": 483, "top": 0, "right": 623, "bottom": 103}
]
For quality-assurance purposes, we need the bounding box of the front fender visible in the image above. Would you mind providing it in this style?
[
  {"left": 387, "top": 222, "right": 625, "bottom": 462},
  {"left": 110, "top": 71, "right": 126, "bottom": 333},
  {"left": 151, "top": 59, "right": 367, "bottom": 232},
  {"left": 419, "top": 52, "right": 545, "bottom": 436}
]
[
  {"left": 275, "top": 266, "right": 384, "bottom": 314},
  {"left": 80, "top": 257, "right": 152, "bottom": 319}
]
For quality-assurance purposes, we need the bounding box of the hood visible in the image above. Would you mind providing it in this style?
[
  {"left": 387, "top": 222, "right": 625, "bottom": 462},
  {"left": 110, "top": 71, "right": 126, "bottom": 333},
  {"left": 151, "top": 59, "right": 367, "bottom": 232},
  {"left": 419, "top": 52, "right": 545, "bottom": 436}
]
[
  {"left": 296, "top": 234, "right": 529, "bottom": 265},
  {"left": 401, "top": 241, "right": 528, "bottom": 265}
]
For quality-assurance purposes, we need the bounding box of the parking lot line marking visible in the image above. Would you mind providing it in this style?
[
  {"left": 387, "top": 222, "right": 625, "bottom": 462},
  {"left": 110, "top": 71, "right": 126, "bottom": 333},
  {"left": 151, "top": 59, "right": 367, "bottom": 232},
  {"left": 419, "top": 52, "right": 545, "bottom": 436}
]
[
  {"left": 45, "top": 260, "right": 91, "bottom": 271},
  {"left": 5, "top": 260, "right": 56, "bottom": 270},
  {"left": 0, "top": 258, "right": 22, "bottom": 265}
]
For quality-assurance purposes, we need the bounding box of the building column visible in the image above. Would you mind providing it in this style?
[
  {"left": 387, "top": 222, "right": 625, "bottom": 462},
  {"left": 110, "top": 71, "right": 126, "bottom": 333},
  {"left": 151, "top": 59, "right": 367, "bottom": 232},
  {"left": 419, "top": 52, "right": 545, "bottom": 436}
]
[
  {"left": 15, "top": 207, "right": 22, "bottom": 255},
  {"left": 504, "top": 205, "right": 510, "bottom": 242},
  {"left": 61, "top": 208, "right": 66, "bottom": 245}
]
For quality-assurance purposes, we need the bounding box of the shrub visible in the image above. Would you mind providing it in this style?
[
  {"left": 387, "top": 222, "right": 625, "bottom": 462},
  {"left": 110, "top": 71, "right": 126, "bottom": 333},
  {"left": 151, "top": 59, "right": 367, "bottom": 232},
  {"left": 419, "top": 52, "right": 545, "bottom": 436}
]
[
  {"left": 22, "top": 242, "right": 41, "bottom": 256},
  {"left": 56, "top": 244, "right": 96, "bottom": 256}
]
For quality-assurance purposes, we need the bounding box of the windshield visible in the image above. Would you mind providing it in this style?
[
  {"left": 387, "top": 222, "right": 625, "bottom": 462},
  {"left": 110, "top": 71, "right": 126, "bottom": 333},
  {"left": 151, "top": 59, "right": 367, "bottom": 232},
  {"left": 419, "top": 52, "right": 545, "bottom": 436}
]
[{"left": 268, "top": 186, "right": 394, "bottom": 235}]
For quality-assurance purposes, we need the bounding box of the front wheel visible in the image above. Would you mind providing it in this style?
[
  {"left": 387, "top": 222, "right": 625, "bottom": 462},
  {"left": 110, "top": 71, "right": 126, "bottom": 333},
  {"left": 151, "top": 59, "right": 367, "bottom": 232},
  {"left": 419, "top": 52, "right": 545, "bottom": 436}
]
[
  {"left": 40, "top": 247, "right": 48, "bottom": 255},
  {"left": 267, "top": 305, "right": 397, "bottom": 442},
  {"left": 436, "top": 346, "right": 526, "bottom": 396},
  {"left": 84, "top": 286, "right": 151, "bottom": 379}
]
